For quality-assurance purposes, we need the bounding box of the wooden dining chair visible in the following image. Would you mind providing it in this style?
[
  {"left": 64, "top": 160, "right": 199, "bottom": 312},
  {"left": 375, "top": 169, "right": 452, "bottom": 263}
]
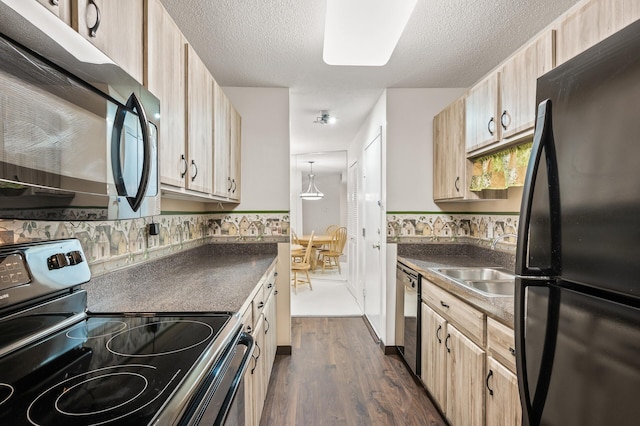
[
  {"left": 291, "top": 231, "right": 314, "bottom": 294},
  {"left": 290, "top": 229, "right": 304, "bottom": 263},
  {"left": 318, "top": 227, "right": 347, "bottom": 273}
]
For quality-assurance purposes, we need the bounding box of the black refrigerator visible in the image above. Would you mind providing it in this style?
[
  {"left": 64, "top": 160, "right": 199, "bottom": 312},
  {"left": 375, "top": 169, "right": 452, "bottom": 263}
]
[{"left": 515, "top": 19, "right": 640, "bottom": 426}]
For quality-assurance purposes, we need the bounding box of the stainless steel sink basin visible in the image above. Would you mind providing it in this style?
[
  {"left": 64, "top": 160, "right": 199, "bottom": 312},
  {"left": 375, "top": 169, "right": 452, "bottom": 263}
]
[
  {"left": 432, "top": 267, "right": 515, "bottom": 297},
  {"left": 464, "top": 280, "right": 515, "bottom": 296}
]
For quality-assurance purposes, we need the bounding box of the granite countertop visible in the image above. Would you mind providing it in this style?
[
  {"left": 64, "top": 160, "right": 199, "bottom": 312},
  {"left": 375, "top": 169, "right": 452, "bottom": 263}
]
[
  {"left": 397, "top": 244, "right": 516, "bottom": 328},
  {"left": 82, "top": 244, "right": 277, "bottom": 313}
]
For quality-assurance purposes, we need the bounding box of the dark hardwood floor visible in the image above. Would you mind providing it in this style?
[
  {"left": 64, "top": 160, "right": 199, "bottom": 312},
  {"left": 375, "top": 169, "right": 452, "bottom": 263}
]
[{"left": 260, "top": 317, "right": 447, "bottom": 426}]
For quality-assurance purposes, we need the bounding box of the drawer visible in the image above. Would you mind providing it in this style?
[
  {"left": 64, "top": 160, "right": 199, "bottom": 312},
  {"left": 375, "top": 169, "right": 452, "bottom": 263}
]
[
  {"left": 487, "top": 317, "right": 517, "bottom": 372},
  {"left": 240, "top": 304, "right": 254, "bottom": 335},
  {"left": 252, "top": 284, "right": 265, "bottom": 323},
  {"left": 422, "top": 278, "right": 485, "bottom": 345}
]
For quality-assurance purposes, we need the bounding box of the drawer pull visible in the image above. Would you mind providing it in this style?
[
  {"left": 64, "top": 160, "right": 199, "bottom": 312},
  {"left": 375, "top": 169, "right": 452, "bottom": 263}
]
[
  {"left": 486, "top": 370, "right": 494, "bottom": 396},
  {"left": 436, "top": 324, "right": 442, "bottom": 344},
  {"left": 445, "top": 333, "right": 451, "bottom": 353},
  {"left": 245, "top": 325, "right": 252, "bottom": 334},
  {"left": 509, "top": 347, "right": 516, "bottom": 356},
  {"left": 257, "top": 301, "right": 264, "bottom": 309},
  {"left": 440, "top": 301, "right": 450, "bottom": 309},
  {"left": 264, "top": 317, "right": 270, "bottom": 333}
]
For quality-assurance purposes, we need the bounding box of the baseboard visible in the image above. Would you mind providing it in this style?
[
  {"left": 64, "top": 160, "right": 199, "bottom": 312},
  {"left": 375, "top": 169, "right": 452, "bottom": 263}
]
[{"left": 276, "top": 345, "right": 292, "bottom": 355}]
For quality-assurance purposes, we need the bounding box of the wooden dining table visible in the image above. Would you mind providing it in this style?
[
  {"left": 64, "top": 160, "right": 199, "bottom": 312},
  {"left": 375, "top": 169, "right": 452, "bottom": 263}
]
[{"left": 296, "top": 234, "right": 333, "bottom": 270}]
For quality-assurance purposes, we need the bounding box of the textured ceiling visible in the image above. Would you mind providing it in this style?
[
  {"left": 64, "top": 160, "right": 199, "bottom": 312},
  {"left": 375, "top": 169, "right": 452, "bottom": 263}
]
[{"left": 160, "top": 0, "right": 580, "bottom": 158}]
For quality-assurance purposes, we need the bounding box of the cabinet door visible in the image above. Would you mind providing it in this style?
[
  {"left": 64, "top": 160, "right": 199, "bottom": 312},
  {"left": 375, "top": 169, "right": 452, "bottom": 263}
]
[
  {"left": 421, "top": 302, "right": 447, "bottom": 412},
  {"left": 433, "top": 97, "right": 465, "bottom": 201},
  {"left": 145, "top": 0, "right": 186, "bottom": 188},
  {"left": 263, "top": 292, "right": 277, "bottom": 383},
  {"left": 251, "top": 314, "right": 267, "bottom": 426},
  {"left": 446, "top": 325, "right": 485, "bottom": 426},
  {"left": 185, "top": 44, "right": 213, "bottom": 193},
  {"left": 465, "top": 72, "right": 500, "bottom": 153},
  {"left": 37, "top": 0, "right": 71, "bottom": 25},
  {"left": 556, "top": 0, "right": 640, "bottom": 65},
  {"left": 212, "top": 82, "right": 230, "bottom": 198},
  {"left": 500, "top": 30, "right": 555, "bottom": 139},
  {"left": 486, "top": 357, "right": 522, "bottom": 426},
  {"left": 73, "top": 0, "right": 143, "bottom": 82},
  {"left": 229, "top": 104, "right": 242, "bottom": 201}
]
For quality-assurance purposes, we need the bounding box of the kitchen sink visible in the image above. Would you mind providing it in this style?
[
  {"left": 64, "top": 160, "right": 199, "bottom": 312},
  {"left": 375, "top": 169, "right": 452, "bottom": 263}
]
[{"left": 432, "top": 267, "right": 515, "bottom": 297}]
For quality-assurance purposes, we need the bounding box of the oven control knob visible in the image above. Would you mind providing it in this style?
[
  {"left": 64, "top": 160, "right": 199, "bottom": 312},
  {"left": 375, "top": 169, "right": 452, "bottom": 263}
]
[
  {"left": 48, "top": 253, "right": 69, "bottom": 270},
  {"left": 67, "top": 250, "right": 83, "bottom": 265}
]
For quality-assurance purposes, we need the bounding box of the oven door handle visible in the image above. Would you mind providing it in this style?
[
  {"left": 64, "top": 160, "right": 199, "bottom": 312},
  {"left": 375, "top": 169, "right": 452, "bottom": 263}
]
[{"left": 213, "top": 332, "right": 255, "bottom": 426}]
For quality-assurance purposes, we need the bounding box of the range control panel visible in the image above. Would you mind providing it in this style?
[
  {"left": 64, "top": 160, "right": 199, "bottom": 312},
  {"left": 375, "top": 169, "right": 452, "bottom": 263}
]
[{"left": 0, "top": 253, "right": 30, "bottom": 290}]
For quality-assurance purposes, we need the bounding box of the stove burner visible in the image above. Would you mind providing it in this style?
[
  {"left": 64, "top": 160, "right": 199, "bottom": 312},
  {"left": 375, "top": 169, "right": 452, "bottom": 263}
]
[
  {"left": 26, "top": 365, "right": 180, "bottom": 426},
  {"left": 0, "top": 383, "right": 14, "bottom": 406},
  {"left": 66, "top": 319, "right": 127, "bottom": 340},
  {"left": 106, "top": 320, "right": 214, "bottom": 357},
  {"left": 55, "top": 372, "right": 148, "bottom": 416}
]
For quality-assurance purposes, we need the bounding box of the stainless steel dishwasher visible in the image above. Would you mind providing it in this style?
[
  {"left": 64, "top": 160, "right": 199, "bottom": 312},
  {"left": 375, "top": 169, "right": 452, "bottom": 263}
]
[{"left": 396, "top": 261, "right": 421, "bottom": 377}]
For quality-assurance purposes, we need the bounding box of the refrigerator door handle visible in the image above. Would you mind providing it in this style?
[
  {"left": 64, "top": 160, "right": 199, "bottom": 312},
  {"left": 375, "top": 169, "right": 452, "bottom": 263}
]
[
  {"left": 516, "top": 99, "right": 561, "bottom": 276},
  {"left": 515, "top": 278, "right": 561, "bottom": 426}
]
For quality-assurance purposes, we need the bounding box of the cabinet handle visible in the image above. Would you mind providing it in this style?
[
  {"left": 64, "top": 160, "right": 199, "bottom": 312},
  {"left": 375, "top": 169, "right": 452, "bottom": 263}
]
[
  {"left": 436, "top": 324, "right": 442, "bottom": 344},
  {"left": 228, "top": 177, "right": 233, "bottom": 191},
  {"left": 440, "top": 300, "right": 450, "bottom": 309},
  {"left": 232, "top": 178, "right": 236, "bottom": 193},
  {"left": 87, "top": 0, "right": 101, "bottom": 38},
  {"left": 190, "top": 160, "right": 198, "bottom": 181},
  {"left": 257, "top": 301, "right": 265, "bottom": 310},
  {"left": 274, "top": 272, "right": 278, "bottom": 277},
  {"left": 245, "top": 325, "right": 252, "bottom": 334},
  {"left": 50, "top": 0, "right": 59, "bottom": 5},
  {"left": 445, "top": 333, "right": 451, "bottom": 353},
  {"left": 274, "top": 290, "right": 278, "bottom": 295},
  {"left": 251, "top": 341, "right": 261, "bottom": 374},
  {"left": 500, "top": 110, "right": 510, "bottom": 130},
  {"left": 487, "top": 117, "right": 495, "bottom": 135},
  {"left": 454, "top": 176, "right": 460, "bottom": 192},
  {"left": 509, "top": 346, "right": 516, "bottom": 356},
  {"left": 486, "top": 370, "right": 494, "bottom": 396},
  {"left": 267, "top": 282, "right": 273, "bottom": 289},
  {"left": 180, "top": 154, "right": 188, "bottom": 178},
  {"left": 264, "top": 317, "right": 270, "bottom": 333}
]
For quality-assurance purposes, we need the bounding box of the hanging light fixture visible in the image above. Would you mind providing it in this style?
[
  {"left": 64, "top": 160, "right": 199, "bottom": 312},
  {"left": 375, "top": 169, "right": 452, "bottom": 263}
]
[
  {"left": 299, "top": 161, "right": 324, "bottom": 200},
  {"left": 313, "top": 110, "right": 337, "bottom": 125}
]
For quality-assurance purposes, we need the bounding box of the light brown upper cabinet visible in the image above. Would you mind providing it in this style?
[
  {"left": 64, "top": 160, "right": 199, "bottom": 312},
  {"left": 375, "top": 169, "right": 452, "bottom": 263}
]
[
  {"left": 185, "top": 44, "right": 213, "bottom": 194},
  {"left": 37, "top": 0, "right": 71, "bottom": 25},
  {"left": 556, "top": 0, "right": 640, "bottom": 66},
  {"left": 144, "top": 0, "right": 187, "bottom": 189},
  {"left": 433, "top": 97, "right": 479, "bottom": 201},
  {"left": 500, "top": 30, "right": 555, "bottom": 140},
  {"left": 72, "top": 0, "right": 143, "bottom": 83},
  {"left": 213, "top": 83, "right": 242, "bottom": 202},
  {"left": 465, "top": 72, "right": 500, "bottom": 154}
]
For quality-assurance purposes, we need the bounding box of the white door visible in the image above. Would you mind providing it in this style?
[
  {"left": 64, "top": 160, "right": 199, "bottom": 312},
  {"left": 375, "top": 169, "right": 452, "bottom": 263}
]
[
  {"left": 363, "top": 130, "right": 383, "bottom": 337},
  {"left": 347, "top": 160, "right": 362, "bottom": 307}
]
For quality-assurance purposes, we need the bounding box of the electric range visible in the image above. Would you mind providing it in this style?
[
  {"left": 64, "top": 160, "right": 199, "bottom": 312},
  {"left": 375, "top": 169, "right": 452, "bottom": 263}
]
[{"left": 0, "top": 239, "right": 254, "bottom": 425}]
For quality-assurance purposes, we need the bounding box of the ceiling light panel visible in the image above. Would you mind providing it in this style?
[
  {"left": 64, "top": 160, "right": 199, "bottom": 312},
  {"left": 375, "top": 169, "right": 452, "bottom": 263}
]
[{"left": 323, "top": 0, "right": 418, "bottom": 66}]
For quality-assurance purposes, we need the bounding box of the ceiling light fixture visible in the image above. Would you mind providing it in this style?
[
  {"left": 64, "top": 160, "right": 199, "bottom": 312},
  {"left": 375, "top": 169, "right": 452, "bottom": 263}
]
[
  {"left": 323, "top": 0, "right": 418, "bottom": 66},
  {"left": 299, "top": 161, "right": 324, "bottom": 200},
  {"left": 314, "top": 110, "right": 337, "bottom": 125}
]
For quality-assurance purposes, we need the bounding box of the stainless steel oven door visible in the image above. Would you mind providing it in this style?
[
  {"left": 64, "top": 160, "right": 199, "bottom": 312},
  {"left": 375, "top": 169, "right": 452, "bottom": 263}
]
[{"left": 184, "top": 331, "right": 255, "bottom": 426}]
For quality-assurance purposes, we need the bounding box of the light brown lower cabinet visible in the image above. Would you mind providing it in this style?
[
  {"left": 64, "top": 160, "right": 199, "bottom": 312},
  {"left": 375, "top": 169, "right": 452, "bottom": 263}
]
[
  {"left": 486, "top": 356, "right": 522, "bottom": 426},
  {"left": 421, "top": 302, "right": 447, "bottom": 410}
]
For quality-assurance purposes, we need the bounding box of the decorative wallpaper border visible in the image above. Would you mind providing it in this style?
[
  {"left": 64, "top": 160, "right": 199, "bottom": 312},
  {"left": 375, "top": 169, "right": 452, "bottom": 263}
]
[
  {"left": 0, "top": 212, "right": 290, "bottom": 277},
  {"left": 386, "top": 212, "right": 519, "bottom": 251}
]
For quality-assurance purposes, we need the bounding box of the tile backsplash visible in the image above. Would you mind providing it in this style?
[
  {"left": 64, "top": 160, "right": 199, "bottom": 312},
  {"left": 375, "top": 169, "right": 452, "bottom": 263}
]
[
  {"left": 0, "top": 212, "right": 289, "bottom": 277},
  {"left": 386, "top": 212, "right": 519, "bottom": 250}
]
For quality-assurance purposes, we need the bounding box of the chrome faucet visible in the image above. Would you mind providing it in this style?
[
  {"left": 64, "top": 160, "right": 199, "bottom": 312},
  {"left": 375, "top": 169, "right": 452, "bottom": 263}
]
[{"left": 490, "top": 233, "right": 518, "bottom": 249}]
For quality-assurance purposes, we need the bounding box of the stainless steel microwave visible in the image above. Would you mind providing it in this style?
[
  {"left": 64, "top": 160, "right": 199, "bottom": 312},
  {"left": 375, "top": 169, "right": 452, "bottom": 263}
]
[{"left": 0, "top": 1, "right": 159, "bottom": 221}]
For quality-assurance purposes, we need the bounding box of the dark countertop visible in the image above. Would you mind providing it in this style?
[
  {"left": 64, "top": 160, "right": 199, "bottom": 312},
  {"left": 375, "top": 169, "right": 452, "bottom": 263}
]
[
  {"left": 82, "top": 244, "right": 277, "bottom": 313},
  {"left": 397, "top": 244, "right": 515, "bottom": 328}
]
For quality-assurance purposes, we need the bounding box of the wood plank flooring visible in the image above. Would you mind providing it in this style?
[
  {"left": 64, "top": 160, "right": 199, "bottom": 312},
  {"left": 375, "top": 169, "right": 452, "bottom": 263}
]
[{"left": 260, "top": 317, "right": 447, "bottom": 426}]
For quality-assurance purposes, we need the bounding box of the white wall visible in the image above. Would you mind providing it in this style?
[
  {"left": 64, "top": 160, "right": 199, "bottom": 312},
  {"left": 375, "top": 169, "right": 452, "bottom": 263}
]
[
  {"left": 223, "top": 87, "right": 290, "bottom": 211},
  {"left": 386, "top": 88, "right": 466, "bottom": 212}
]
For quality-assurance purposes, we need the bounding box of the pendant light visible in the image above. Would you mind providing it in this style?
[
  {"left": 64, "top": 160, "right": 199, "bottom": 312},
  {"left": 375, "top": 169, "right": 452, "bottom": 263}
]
[{"left": 299, "top": 161, "right": 324, "bottom": 200}]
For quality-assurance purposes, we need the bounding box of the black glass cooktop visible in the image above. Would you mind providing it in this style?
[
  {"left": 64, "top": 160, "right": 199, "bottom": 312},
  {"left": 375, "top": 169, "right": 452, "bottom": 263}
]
[{"left": 0, "top": 313, "right": 231, "bottom": 425}]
